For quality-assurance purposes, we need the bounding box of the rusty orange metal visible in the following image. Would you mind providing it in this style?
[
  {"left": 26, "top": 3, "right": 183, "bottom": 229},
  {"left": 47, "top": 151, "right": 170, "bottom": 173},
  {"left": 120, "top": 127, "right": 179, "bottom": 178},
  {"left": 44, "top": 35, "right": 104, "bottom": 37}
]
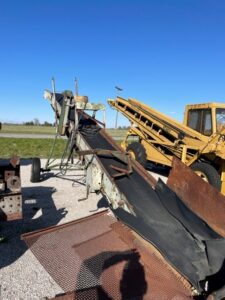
[
  {"left": 168, "top": 157, "right": 225, "bottom": 237},
  {"left": 0, "top": 157, "right": 22, "bottom": 221},
  {"left": 22, "top": 210, "right": 194, "bottom": 300}
]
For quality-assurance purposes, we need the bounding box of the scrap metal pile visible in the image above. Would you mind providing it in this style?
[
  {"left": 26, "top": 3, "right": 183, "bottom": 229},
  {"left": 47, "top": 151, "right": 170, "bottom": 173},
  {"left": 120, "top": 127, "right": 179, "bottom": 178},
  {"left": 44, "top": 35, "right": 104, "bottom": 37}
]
[
  {"left": 0, "top": 123, "right": 22, "bottom": 221},
  {"left": 22, "top": 90, "right": 225, "bottom": 299}
]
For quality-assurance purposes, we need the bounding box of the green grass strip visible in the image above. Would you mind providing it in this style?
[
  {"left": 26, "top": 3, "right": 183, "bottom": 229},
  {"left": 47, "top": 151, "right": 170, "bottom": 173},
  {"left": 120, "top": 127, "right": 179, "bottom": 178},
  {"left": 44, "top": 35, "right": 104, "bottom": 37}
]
[{"left": 0, "top": 138, "right": 66, "bottom": 158}]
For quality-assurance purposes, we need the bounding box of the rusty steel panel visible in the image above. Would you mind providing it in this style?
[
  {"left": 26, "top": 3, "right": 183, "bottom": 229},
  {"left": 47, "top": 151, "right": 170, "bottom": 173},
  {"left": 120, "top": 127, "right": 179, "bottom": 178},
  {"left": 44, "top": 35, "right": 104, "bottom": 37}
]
[
  {"left": 22, "top": 210, "right": 193, "bottom": 300},
  {"left": 167, "top": 157, "right": 225, "bottom": 237}
]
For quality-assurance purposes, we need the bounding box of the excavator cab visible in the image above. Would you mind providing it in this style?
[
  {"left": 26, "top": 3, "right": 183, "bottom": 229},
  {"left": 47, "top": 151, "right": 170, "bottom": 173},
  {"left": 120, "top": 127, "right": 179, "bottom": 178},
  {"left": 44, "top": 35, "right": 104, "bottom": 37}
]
[
  {"left": 216, "top": 107, "right": 225, "bottom": 132},
  {"left": 184, "top": 103, "right": 225, "bottom": 136}
]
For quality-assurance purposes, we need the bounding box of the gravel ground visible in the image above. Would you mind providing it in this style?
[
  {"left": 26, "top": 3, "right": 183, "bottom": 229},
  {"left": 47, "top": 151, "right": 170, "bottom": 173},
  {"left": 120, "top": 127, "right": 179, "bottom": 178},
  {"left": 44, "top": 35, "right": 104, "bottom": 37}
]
[{"left": 0, "top": 159, "right": 167, "bottom": 300}]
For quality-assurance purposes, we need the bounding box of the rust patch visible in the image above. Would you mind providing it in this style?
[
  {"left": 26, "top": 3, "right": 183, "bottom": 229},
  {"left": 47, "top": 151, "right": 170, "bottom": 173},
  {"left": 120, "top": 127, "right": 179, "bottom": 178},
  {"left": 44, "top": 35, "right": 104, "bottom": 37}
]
[
  {"left": 4, "top": 170, "right": 15, "bottom": 181},
  {"left": 2, "top": 210, "right": 22, "bottom": 221},
  {"left": 10, "top": 155, "right": 20, "bottom": 168},
  {"left": 168, "top": 157, "right": 225, "bottom": 237}
]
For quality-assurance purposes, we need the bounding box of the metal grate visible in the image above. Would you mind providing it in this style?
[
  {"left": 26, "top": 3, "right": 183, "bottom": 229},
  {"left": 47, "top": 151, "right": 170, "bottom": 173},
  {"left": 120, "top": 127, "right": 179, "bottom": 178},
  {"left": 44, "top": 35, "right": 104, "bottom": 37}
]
[{"left": 22, "top": 210, "right": 193, "bottom": 300}]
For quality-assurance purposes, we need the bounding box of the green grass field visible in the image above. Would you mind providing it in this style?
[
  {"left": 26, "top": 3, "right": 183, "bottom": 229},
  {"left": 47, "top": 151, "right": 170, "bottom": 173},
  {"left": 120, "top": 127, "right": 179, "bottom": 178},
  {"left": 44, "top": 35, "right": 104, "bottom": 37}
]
[
  {"left": 1, "top": 124, "right": 55, "bottom": 134},
  {"left": 0, "top": 124, "right": 127, "bottom": 158},
  {"left": 106, "top": 128, "right": 127, "bottom": 137},
  {"left": 0, "top": 137, "right": 67, "bottom": 158},
  {"left": 0, "top": 137, "right": 124, "bottom": 158},
  {"left": 1, "top": 124, "right": 128, "bottom": 137}
]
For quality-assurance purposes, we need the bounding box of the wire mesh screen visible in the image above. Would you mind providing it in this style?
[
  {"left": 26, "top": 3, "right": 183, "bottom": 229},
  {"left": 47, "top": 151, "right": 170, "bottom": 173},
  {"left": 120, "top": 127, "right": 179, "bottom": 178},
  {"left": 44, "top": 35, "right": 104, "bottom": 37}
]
[{"left": 22, "top": 210, "right": 193, "bottom": 300}]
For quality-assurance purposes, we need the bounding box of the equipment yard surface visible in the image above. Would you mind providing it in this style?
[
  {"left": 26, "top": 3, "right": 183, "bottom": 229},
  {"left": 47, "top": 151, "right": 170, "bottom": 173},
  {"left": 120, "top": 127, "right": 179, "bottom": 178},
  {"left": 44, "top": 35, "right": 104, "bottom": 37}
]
[{"left": 0, "top": 159, "right": 166, "bottom": 300}]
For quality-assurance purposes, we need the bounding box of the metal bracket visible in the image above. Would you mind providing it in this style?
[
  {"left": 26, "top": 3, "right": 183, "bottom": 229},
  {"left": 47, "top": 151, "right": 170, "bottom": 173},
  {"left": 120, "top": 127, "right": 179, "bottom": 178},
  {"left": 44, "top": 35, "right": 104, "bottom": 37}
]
[{"left": 77, "top": 149, "right": 133, "bottom": 178}]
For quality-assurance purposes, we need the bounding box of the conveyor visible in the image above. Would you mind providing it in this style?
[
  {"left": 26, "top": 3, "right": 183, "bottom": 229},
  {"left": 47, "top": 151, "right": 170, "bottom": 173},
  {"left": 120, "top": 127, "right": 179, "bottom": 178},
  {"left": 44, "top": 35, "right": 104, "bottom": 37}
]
[{"left": 23, "top": 90, "right": 225, "bottom": 299}]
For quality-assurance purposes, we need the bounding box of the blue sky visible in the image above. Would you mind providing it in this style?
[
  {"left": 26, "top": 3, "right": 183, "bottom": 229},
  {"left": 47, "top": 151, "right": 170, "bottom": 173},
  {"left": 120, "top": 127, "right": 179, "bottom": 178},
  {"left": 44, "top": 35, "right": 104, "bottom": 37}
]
[{"left": 1, "top": 0, "right": 225, "bottom": 127}]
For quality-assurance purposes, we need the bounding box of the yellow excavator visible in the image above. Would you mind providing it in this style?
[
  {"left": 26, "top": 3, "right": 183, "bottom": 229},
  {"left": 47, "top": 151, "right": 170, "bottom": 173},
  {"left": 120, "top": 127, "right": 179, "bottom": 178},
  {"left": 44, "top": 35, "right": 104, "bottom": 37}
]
[{"left": 108, "top": 97, "right": 225, "bottom": 194}]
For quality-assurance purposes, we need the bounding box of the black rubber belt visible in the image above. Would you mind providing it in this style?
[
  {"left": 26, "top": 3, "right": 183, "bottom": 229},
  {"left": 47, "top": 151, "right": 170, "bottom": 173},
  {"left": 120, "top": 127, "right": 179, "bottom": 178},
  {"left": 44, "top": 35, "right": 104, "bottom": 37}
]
[{"left": 78, "top": 117, "right": 225, "bottom": 297}]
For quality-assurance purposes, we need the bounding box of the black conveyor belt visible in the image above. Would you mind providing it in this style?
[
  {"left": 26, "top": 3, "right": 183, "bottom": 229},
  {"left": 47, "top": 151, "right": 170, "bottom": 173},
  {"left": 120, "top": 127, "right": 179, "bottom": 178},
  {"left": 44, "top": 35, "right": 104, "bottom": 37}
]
[{"left": 77, "top": 116, "right": 225, "bottom": 298}]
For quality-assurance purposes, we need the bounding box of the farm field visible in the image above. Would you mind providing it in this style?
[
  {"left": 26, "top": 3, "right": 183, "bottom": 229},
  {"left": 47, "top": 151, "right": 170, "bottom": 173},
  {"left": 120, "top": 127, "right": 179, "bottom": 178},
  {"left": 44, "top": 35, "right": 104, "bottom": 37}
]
[
  {"left": 1, "top": 124, "right": 56, "bottom": 135},
  {"left": 0, "top": 137, "right": 67, "bottom": 158},
  {"left": 0, "top": 124, "right": 128, "bottom": 137},
  {"left": 0, "top": 125, "right": 128, "bottom": 158},
  {"left": 0, "top": 137, "right": 124, "bottom": 158}
]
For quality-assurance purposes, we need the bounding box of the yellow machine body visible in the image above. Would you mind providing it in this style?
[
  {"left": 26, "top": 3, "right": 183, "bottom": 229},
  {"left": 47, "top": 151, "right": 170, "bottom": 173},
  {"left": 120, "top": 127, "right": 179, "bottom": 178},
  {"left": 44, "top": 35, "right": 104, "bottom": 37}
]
[{"left": 108, "top": 97, "right": 225, "bottom": 194}]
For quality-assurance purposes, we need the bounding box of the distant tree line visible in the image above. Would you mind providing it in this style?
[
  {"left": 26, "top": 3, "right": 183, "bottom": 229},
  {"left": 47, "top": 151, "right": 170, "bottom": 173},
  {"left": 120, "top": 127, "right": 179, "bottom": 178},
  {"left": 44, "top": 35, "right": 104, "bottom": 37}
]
[
  {"left": 107, "top": 126, "right": 130, "bottom": 130},
  {"left": 23, "top": 118, "right": 53, "bottom": 126},
  {"left": 115, "top": 126, "right": 130, "bottom": 130}
]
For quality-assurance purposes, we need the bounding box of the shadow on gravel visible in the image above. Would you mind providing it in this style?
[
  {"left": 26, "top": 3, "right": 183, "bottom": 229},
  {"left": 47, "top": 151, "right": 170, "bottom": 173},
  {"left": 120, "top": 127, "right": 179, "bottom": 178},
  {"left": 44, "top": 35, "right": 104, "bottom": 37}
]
[
  {"left": 0, "top": 186, "right": 67, "bottom": 268},
  {"left": 40, "top": 172, "right": 56, "bottom": 181},
  {"left": 97, "top": 197, "right": 109, "bottom": 209},
  {"left": 39, "top": 171, "right": 86, "bottom": 187}
]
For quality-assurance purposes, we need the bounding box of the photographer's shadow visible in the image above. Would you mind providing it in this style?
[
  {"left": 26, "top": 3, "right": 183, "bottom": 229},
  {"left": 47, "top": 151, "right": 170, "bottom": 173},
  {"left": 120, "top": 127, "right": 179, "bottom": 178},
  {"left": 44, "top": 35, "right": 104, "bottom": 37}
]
[{"left": 76, "top": 250, "right": 147, "bottom": 299}]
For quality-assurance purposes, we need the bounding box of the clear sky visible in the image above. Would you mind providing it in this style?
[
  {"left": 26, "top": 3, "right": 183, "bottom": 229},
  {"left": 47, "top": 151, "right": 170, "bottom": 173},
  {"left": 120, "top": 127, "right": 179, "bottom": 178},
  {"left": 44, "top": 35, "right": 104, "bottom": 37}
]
[{"left": 1, "top": 0, "right": 225, "bottom": 127}]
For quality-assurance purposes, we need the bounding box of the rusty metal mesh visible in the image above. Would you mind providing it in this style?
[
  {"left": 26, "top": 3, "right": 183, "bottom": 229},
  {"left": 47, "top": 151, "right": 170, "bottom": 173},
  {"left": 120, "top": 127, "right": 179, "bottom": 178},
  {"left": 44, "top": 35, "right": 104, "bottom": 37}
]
[{"left": 22, "top": 210, "right": 193, "bottom": 300}]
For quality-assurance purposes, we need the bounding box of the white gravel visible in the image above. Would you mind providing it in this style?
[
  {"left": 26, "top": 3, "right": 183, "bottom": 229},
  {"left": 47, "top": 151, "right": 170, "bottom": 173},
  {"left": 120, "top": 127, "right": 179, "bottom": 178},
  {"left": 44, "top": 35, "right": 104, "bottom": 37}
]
[{"left": 0, "top": 159, "right": 167, "bottom": 300}]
